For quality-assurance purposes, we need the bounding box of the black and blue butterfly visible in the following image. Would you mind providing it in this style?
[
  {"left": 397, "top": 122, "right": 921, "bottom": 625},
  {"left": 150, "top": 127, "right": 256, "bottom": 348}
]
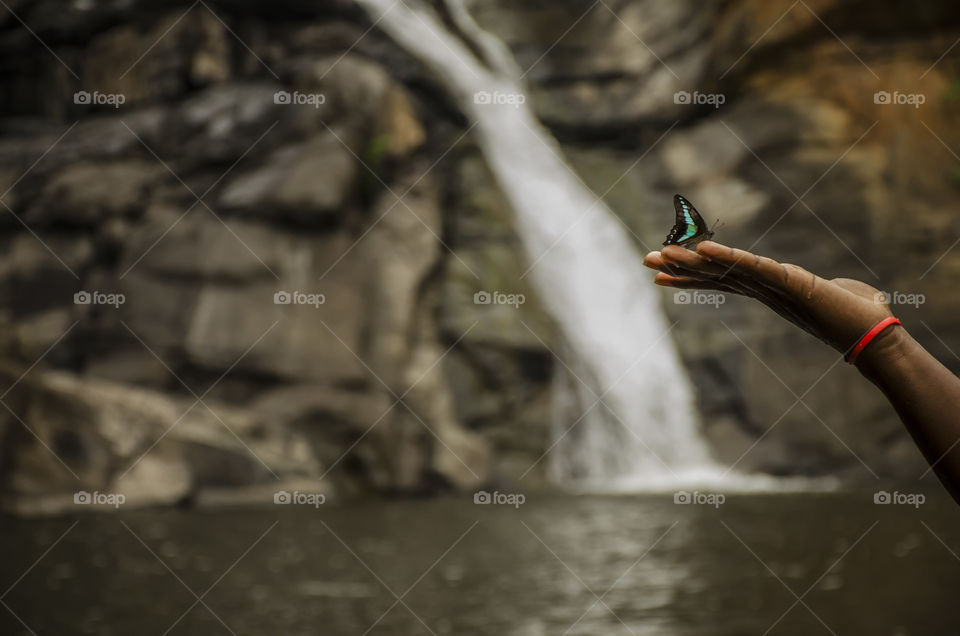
[{"left": 663, "top": 194, "right": 716, "bottom": 248}]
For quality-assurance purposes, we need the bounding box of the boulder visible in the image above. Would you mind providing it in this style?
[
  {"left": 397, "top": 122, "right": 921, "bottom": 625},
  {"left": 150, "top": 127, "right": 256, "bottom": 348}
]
[
  {"left": 32, "top": 160, "right": 164, "bottom": 224},
  {"left": 131, "top": 212, "right": 295, "bottom": 282},
  {"left": 171, "top": 82, "right": 295, "bottom": 164},
  {"left": 0, "top": 364, "right": 325, "bottom": 515},
  {"left": 218, "top": 130, "right": 358, "bottom": 223}
]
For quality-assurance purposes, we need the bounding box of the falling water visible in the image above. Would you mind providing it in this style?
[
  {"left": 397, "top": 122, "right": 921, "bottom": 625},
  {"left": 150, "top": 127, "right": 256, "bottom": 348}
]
[{"left": 356, "top": 0, "right": 729, "bottom": 489}]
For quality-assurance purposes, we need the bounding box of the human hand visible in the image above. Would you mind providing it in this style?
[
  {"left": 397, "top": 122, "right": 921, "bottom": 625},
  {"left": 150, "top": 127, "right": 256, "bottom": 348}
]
[{"left": 643, "top": 242, "right": 893, "bottom": 356}]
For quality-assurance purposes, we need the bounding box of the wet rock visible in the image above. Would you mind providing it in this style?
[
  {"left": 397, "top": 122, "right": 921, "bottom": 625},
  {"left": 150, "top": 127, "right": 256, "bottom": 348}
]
[
  {"left": 218, "top": 130, "right": 358, "bottom": 223},
  {"left": 32, "top": 160, "right": 164, "bottom": 225}
]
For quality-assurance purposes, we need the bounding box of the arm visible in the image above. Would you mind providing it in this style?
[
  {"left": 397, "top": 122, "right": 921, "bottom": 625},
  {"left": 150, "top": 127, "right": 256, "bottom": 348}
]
[{"left": 644, "top": 241, "right": 960, "bottom": 502}]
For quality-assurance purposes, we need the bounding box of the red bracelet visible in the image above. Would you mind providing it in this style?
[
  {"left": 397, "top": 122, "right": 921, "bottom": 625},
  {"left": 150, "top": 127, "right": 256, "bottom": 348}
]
[{"left": 845, "top": 316, "right": 902, "bottom": 364}]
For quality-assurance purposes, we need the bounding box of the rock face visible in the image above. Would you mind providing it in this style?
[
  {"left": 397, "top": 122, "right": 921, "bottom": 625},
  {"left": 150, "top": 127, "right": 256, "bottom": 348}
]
[
  {"left": 0, "top": 0, "right": 958, "bottom": 512},
  {"left": 0, "top": 1, "right": 507, "bottom": 514}
]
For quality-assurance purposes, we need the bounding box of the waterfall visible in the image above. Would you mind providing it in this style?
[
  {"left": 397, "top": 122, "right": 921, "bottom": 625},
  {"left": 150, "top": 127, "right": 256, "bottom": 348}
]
[{"left": 356, "top": 0, "right": 727, "bottom": 489}]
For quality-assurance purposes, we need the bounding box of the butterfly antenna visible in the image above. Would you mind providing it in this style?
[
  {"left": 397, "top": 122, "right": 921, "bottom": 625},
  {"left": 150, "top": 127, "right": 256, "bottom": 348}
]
[{"left": 712, "top": 218, "right": 725, "bottom": 232}]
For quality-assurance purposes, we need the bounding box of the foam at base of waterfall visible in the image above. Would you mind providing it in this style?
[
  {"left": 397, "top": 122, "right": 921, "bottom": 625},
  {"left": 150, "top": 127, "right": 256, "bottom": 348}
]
[{"left": 572, "top": 469, "right": 839, "bottom": 494}]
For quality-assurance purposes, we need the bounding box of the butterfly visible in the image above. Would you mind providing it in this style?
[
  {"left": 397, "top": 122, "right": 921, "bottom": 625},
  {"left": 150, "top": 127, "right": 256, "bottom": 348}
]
[{"left": 663, "top": 194, "right": 715, "bottom": 247}]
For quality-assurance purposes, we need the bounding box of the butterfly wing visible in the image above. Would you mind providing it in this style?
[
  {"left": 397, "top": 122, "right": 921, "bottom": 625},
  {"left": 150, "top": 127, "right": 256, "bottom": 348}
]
[{"left": 663, "top": 195, "right": 713, "bottom": 246}]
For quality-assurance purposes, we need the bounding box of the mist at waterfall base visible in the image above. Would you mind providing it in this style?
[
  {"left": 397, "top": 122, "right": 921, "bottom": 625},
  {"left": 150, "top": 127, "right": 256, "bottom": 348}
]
[{"left": 356, "top": 0, "right": 820, "bottom": 494}]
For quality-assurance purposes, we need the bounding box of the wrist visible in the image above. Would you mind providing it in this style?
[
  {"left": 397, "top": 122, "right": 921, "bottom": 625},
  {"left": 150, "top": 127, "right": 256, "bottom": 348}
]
[{"left": 853, "top": 324, "right": 912, "bottom": 380}]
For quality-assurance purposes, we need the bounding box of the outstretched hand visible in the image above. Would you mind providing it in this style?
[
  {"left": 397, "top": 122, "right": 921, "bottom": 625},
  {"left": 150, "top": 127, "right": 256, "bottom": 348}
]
[{"left": 643, "top": 242, "right": 892, "bottom": 356}]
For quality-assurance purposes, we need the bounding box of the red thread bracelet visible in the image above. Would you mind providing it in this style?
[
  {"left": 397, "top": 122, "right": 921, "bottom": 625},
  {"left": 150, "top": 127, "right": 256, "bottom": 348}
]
[{"left": 845, "top": 316, "right": 901, "bottom": 364}]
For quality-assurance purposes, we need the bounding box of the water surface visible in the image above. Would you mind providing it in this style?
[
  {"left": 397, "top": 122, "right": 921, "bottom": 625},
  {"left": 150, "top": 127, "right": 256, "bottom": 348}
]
[{"left": 2, "top": 491, "right": 958, "bottom": 635}]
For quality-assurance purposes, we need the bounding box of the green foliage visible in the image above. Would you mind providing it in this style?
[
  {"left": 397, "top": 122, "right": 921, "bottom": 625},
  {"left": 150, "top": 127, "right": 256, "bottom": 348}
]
[
  {"left": 364, "top": 134, "right": 391, "bottom": 170},
  {"left": 359, "top": 134, "right": 392, "bottom": 204}
]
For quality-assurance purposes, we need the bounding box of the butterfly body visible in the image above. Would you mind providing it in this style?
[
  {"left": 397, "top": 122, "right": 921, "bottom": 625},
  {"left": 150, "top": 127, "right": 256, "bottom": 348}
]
[{"left": 663, "top": 194, "right": 714, "bottom": 248}]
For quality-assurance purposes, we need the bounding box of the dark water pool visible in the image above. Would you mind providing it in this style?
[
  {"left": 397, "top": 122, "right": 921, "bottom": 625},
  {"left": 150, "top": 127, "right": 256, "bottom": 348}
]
[{"left": 2, "top": 490, "right": 959, "bottom": 635}]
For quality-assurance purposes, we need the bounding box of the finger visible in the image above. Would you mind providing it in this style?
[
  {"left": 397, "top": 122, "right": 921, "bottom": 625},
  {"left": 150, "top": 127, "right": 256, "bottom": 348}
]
[
  {"left": 650, "top": 258, "right": 716, "bottom": 280},
  {"left": 643, "top": 251, "right": 666, "bottom": 270},
  {"left": 657, "top": 246, "right": 775, "bottom": 296},
  {"left": 670, "top": 261, "right": 811, "bottom": 322},
  {"left": 656, "top": 272, "right": 811, "bottom": 329},
  {"left": 658, "top": 273, "right": 810, "bottom": 329},
  {"left": 650, "top": 245, "right": 793, "bottom": 306},
  {"left": 695, "top": 242, "right": 790, "bottom": 287},
  {"left": 653, "top": 273, "right": 741, "bottom": 294},
  {"left": 663, "top": 244, "right": 774, "bottom": 286},
  {"left": 660, "top": 245, "right": 731, "bottom": 278},
  {"left": 651, "top": 255, "right": 764, "bottom": 296},
  {"left": 645, "top": 250, "right": 690, "bottom": 277}
]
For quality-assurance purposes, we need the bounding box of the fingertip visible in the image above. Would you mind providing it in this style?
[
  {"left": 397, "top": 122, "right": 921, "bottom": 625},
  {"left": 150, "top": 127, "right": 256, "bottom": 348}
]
[
  {"left": 653, "top": 273, "right": 679, "bottom": 286},
  {"left": 643, "top": 251, "right": 662, "bottom": 267}
]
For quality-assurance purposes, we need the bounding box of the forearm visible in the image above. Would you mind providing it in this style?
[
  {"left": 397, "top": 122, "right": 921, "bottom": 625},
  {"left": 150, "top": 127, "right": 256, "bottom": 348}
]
[{"left": 856, "top": 326, "right": 960, "bottom": 502}]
